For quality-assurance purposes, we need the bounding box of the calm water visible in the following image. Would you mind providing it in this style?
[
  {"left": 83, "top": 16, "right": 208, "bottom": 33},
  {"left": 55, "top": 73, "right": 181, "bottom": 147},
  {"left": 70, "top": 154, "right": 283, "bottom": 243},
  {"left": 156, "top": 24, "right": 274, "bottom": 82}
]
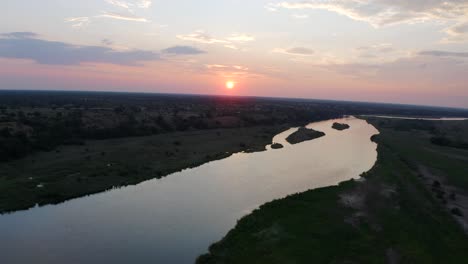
[{"left": 0, "top": 117, "right": 379, "bottom": 264}]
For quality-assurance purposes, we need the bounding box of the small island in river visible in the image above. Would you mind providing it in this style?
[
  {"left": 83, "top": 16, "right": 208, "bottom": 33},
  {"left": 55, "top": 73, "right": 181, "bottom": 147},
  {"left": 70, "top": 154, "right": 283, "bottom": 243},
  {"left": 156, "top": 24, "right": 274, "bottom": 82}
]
[
  {"left": 271, "top": 143, "right": 284, "bottom": 149},
  {"left": 332, "top": 122, "right": 350, "bottom": 131},
  {"left": 286, "top": 127, "right": 326, "bottom": 144}
]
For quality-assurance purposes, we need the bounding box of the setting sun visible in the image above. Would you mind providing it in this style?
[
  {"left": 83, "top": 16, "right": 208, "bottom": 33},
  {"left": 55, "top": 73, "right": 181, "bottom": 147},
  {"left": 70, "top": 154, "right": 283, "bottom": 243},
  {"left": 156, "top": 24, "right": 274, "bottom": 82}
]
[{"left": 226, "top": 81, "right": 235, "bottom": 89}]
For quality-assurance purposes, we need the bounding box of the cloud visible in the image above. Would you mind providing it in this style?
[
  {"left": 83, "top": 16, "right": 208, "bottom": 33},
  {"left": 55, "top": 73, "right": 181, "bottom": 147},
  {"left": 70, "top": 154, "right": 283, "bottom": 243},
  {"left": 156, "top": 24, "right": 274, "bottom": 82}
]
[
  {"left": 1, "top": 32, "right": 38, "bottom": 39},
  {"left": 419, "top": 50, "right": 468, "bottom": 58},
  {"left": 105, "top": 0, "right": 152, "bottom": 10},
  {"left": 268, "top": 1, "right": 468, "bottom": 27},
  {"left": 224, "top": 44, "right": 239, "bottom": 50},
  {"left": 354, "top": 43, "right": 397, "bottom": 60},
  {"left": 105, "top": 0, "right": 132, "bottom": 10},
  {"left": 226, "top": 34, "right": 255, "bottom": 42},
  {"left": 274, "top": 47, "right": 315, "bottom": 56},
  {"left": 444, "top": 20, "right": 468, "bottom": 42},
  {"left": 162, "top": 46, "right": 206, "bottom": 55},
  {"left": 204, "top": 64, "right": 253, "bottom": 78},
  {"left": 206, "top": 64, "right": 229, "bottom": 69},
  {"left": 176, "top": 30, "right": 228, "bottom": 44},
  {"left": 101, "top": 38, "right": 114, "bottom": 45},
  {"left": 233, "top": 65, "right": 249, "bottom": 71},
  {"left": 177, "top": 31, "right": 255, "bottom": 49},
  {"left": 98, "top": 11, "right": 149, "bottom": 22},
  {"left": 137, "top": 0, "right": 152, "bottom": 8},
  {"left": 68, "top": 1, "right": 152, "bottom": 27},
  {"left": 205, "top": 64, "right": 249, "bottom": 71},
  {"left": 65, "top": 17, "right": 90, "bottom": 28},
  {"left": 0, "top": 32, "right": 159, "bottom": 66}
]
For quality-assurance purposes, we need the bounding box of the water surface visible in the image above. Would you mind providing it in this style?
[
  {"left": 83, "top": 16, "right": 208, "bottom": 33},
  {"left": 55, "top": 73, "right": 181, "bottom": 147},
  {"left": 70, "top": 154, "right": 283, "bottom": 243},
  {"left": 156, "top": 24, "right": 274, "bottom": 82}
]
[{"left": 0, "top": 117, "right": 379, "bottom": 264}]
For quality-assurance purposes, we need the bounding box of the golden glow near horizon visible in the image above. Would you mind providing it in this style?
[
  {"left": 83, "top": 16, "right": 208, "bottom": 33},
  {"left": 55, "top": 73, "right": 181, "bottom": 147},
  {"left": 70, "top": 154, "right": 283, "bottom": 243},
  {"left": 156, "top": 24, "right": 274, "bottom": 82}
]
[{"left": 226, "top": 81, "right": 235, "bottom": 89}]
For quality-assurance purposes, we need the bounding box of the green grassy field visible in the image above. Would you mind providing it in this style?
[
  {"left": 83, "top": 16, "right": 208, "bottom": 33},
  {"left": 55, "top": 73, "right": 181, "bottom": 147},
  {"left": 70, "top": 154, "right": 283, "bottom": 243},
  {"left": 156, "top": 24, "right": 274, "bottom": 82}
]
[
  {"left": 0, "top": 125, "right": 287, "bottom": 213},
  {"left": 198, "top": 118, "right": 468, "bottom": 263}
]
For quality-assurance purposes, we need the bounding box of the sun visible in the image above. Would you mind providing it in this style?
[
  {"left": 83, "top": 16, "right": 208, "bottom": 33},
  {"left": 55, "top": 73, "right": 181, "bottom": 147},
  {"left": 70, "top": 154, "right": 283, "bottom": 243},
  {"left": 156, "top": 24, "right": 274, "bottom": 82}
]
[{"left": 226, "top": 81, "right": 235, "bottom": 89}]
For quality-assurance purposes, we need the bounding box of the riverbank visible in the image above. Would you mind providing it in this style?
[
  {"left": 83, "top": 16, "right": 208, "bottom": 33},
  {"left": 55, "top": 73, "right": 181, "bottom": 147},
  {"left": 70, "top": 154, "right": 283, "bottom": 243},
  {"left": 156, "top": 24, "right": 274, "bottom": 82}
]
[
  {"left": 0, "top": 125, "right": 288, "bottom": 214},
  {"left": 198, "top": 118, "right": 468, "bottom": 263}
]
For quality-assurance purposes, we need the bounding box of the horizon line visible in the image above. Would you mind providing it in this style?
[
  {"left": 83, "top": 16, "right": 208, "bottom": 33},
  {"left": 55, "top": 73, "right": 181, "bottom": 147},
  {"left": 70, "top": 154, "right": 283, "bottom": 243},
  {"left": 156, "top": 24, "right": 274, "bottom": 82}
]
[{"left": 0, "top": 88, "right": 467, "bottom": 111}]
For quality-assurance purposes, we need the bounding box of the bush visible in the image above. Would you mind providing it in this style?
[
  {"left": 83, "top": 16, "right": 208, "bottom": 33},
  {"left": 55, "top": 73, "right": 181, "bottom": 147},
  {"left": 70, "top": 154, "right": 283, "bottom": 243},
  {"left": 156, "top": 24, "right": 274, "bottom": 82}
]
[{"left": 451, "top": 208, "right": 463, "bottom": 217}]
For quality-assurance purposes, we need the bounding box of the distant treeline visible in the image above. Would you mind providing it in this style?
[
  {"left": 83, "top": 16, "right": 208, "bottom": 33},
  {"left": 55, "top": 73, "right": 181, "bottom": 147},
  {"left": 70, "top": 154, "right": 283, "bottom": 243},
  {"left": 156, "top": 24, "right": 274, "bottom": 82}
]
[{"left": 1, "top": 91, "right": 467, "bottom": 162}]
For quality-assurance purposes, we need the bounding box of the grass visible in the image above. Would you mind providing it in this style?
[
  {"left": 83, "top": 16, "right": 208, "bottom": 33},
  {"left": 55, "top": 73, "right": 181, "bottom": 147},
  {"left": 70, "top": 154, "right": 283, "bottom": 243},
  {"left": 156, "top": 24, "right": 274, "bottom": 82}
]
[
  {"left": 0, "top": 125, "right": 287, "bottom": 213},
  {"left": 198, "top": 118, "right": 468, "bottom": 263}
]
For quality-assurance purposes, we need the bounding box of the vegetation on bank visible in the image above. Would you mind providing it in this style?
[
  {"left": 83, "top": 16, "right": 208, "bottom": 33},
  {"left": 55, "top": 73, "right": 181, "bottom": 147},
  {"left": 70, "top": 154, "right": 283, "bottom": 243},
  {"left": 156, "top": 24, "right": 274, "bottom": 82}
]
[
  {"left": 198, "top": 118, "right": 468, "bottom": 263},
  {"left": 431, "top": 136, "right": 468, "bottom": 150},
  {"left": 286, "top": 127, "right": 325, "bottom": 144},
  {"left": 0, "top": 125, "right": 287, "bottom": 214},
  {"left": 0, "top": 91, "right": 346, "bottom": 162},
  {"left": 332, "top": 122, "right": 350, "bottom": 130}
]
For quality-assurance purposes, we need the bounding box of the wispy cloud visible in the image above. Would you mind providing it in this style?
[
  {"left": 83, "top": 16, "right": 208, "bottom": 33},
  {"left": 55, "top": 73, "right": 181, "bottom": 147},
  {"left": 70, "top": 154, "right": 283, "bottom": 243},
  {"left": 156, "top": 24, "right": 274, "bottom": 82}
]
[
  {"left": 204, "top": 64, "right": 253, "bottom": 79},
  {"left": 177, "top": 30, "right": 228, "bottom": 44},
  {"left": 65, "top": 17, "right": 90, "bottom": 28},
  {"left": 205, "top": 64, "right": 249, "bottom": 71},
  {"left": 268, "top": 1, "right": 468, "bottom": 43},
  {"left": 162, "top": 46, "right": 206, "bottom": 55},
  {"left": 101, "top": 38, "right": 114, "bottom": 45},
  {"left": 137, "top": 0, "right": 152, "bottom": 8},
  {"left": 0, "top": 32, "right": 159, "bottom": 66},
  {"left": 205, "top": 64, "right": 229, "bottom": 69},
  {"left": 226, "top": 33, "right": 255, "bottom": 42},
  {"left": 97, "top": 11, "right": 149, "bottom": 22},
  {"left": 351, "top": 43, "right": 408, "bottom": 63},
  {"left": 356, "top": 44, "right": 394, "bottom": 53},
  {"left": 105, "top": 0, "right": 133, "bottom": 10},
  {"left": 68, "top": 1, "right": 152, "bottom": 27},
  {"left": 177, "top": 30, "right": 254, "bottom": 50},
  {"left": 273, "top": 47, "right": 315, "bottom": 56},
  {"left": 268, "top": 1, "right": 468, "bottom": 27},
  {"left": 419, "top": 50, "right": 468, "bottom": 58},
  {"left": 105, "top": 0, "right": 152, "bottom": 10},
  {"left": 443, "top": 20, "right": 468, "bottom": 42},
  {"left": 224, "top": 44, "right": 239, "bottom": 50},
  {"left": 1, "top": 32, "right": 38, "bottom": 39}
]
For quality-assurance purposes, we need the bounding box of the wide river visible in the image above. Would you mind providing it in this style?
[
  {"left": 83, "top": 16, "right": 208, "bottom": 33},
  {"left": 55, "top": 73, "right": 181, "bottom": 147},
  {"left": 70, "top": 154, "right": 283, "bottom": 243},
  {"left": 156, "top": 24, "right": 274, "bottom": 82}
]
[{"left": 0, "top": 117, "right": 379, "bottom": 264}]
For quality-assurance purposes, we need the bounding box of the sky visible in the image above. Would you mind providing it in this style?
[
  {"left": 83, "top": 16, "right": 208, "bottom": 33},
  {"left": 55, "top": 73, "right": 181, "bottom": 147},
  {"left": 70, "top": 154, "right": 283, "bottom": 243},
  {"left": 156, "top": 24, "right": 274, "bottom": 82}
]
[{"left": 1, "top": 0, "right": 468, "bottom": 108}]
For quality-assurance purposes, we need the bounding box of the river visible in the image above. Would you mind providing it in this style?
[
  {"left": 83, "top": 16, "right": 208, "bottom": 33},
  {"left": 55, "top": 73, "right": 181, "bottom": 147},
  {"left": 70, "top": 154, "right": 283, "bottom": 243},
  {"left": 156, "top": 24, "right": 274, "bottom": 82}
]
[{"left": 0, "top": 116, "right": 379, "bottom": 264}]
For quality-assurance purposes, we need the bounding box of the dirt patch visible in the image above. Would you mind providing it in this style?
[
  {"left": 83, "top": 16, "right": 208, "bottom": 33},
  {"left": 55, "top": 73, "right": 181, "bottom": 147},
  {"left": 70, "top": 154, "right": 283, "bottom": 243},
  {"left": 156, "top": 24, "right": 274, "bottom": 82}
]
[
  {"left": 418, "top": 164, "right": 468, "bottom": 233},
  {"left": 340, "top": 192, "right": 365, "bottom": 210},
  {"left": 380, "top": 184, "right": 397, "bottom": 199},
  {"left": 340, "top": 187, "right": 369, "bottom": 228}
]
